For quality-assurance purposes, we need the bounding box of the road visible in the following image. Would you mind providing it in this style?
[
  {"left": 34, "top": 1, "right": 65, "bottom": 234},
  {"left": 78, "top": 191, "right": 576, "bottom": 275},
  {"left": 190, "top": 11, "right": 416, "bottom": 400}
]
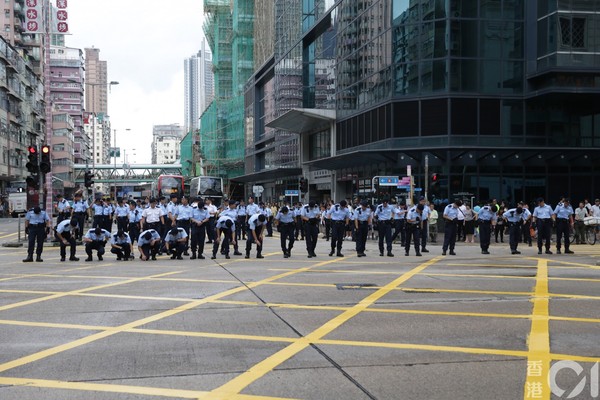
[{"left": 0, "top": 219, "right": 598, "bottom": 399}]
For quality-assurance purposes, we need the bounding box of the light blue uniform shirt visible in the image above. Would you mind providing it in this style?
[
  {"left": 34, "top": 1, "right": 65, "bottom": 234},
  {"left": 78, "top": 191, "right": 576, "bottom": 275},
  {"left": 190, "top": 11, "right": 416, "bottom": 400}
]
[
  {"left": 165, "top": 227, "right": 188, "bottom": 242},
  {"left": 56, "top": 219, "right": 77, "bottom": 234},
  {"left": 477, "top": 206, "right": 497, "bottom": 221},
  {"left": 533, "top": 204, "right": 554, "bottom": 219},
  {"left": 553, "top": 204, "right": 574, "bottom": 220},
  {"left": 215, "top": 215, "right": 235, "bottom": 230},
  {"left": 375, "top": 204, "right": 394, "bottom": 220},
  {"left": 220, "top": 207, "right": 238, "bottom": 219},
  {"left": 138, "top": 229, "right": 161, "bottom": 246},
  {"left": 92, "top": 203, "right": 104, "bottom": 215},
  {"left": 503, "top": 208, "right": 527, "bottom": 223},
  {"left": 406, "top": 206, "right": 422, "bottom": 225},
  {"left": 111, "top": 232, "right": 132, "bottom": 246},
  {"left": 26, "top": 209, "right": 50, "bottom": 224},
  {"left": 174, "top": 204, "right": 194, "bottom": 220},
  {"left": 56, "top": 199, "right": 70, "bottom": 213},
  {"left": 301, "top": 205, "right": 320, "bottom": 219},
  {"left": 354, "top": 206, "right": 372, "bottom": 222},
  {"left": 246, "top": 203, "right": 260, "bottom": 216},
  {"left": 259, "top": 207, "right": 271, "bottom": 217},
  {"left": 102, "top": 204, "right": 114, "bottom": 216},
  {"left": 275, "top": 210, "right": 295, "bottom": 223},
  {"left": 115, "top": 205, "right": 129, "bottom": 217},
  {"left": 443, "top": 204, "right": 459, "bottom": 220},
  {"left": 393, "top": 206, "right": 406, "bottom": 220},
  {"left": 421, "top": 205, "right": 430, "bottom": 220},
  {"left": 248, "top": 214, "right": 265, "bottom": 230},
  {"left": 128, "top": 208, "right": 142, "bottom": 223},
  {"left": 236, "top": 205, "right": 246, "bottom": 217},
  {"left": 84, "top": 228, "right": 111, "bottom": 241},
  {"left": 328, "top": 204, "right": 351, "bottom": 221},
  {"left": 192, "top": 207, "right": 210, "bottom": 223},
  {"left": 72, "top": 199, "right": 89, "bottom": 213}
]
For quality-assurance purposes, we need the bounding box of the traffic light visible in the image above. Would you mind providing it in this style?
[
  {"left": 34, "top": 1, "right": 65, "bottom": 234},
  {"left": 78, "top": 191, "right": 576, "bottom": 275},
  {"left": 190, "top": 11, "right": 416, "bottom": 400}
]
[
  {"left": 430, "top": 173, "right": 440, "bottom": 191},
  {"left": 299, "top": 177, "right": 308, "bottom": 193},
  {"left": 40, "top": 144, "right": 51, "bottom": 173},
  {"left": 25, "top": 174, "right": 39, "bottom": 190},
  {"left": 26, "top": 146, "right": 39, "bottom": 173},
  {"left": 84, "top": 171, "right": 94, "bottom": 188}
]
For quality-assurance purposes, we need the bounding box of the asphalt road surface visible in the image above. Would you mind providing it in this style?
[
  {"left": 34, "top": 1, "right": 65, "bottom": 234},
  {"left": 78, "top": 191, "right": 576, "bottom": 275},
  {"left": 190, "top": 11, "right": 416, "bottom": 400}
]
[{"left": 0, "top": 220, "right": 598, "bottom": 399}]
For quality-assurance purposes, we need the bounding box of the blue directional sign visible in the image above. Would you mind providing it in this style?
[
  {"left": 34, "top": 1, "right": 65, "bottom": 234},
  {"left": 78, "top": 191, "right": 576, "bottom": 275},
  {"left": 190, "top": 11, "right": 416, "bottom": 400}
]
[
  {"left": 379, "top": 176, "right": 399, "bottom": 186},
  {"left": 285, "top": 190, "right": 299, "bottom": 196}
]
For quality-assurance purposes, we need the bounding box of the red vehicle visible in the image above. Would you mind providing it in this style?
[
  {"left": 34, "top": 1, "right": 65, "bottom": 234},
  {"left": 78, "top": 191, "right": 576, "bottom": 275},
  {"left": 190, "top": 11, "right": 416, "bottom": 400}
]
[{"left": 152, "top": 175, "right": 185, "bottom": 198}]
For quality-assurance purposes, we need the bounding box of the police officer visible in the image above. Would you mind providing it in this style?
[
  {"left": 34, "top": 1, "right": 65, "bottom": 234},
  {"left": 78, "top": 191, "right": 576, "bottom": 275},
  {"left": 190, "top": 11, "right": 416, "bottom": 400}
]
[
  {"left": 190, "top": 198, "right": 210, "bottom": 259},
  {"left": 503, "top": 205, "right": 527, "bottom": 254},
  {"left": 419, "top": 197, "right": 431, "bottom": 253},
  {"left": 553, "top": 198, "right": 575, "bottom": 254},
  {"left": 55, "top": 218, "right": 80, "bottom": 261},
  {"left": 301, "top": 201, "right": 321, "bottom": 258},
  {"left": 532, "top": 198, "right": 554, "bottom": 255},
  {"left": 102, "top": 199, "right": 114, "bottom": 232},
  {"left": 219, "top": 200, "right": 243, "bottom": 256},
  {"left": 391, "top": 201, "right": 407, "bottom": 246},
  {"left": 245, "top": 213, "right": 266, "bottom": 259},
  {"left": 442, "top": 200, "right": 461, "bottom": 256},
  {"left": 165, "top": 226, "right": 188, "bottom": 260},
  {"left": 83, "top": 227, "right": 111, "bottom": 261},
  {"left": 354, "top": 200, "right": 372, "bottom": 257},
  {"left": 327, "top": 200, "right": 351, "bottom": 257},
  {"left": 236, "top": 199, "right": 247, "bottom": 240},
  {"left": 275, "top": 206, "right": 295, "bottom": 258},
  {"left": 292, "top": 202, "right": 304, "bottom": 240},
  {"left": 476, "top": 202, "right": 497, "bottom": 254},
  {"left": 138, "top": 229, "right": 162, "bottom": 261},
  {"left": 23, "top": 206, "right": 51, "bottom": 262},
  {"left": 92, "top": 198, "right": 105, "bottom": 229},
  {"left": 405, "top": 203, "right": 424, "bottom": 256},
  {"left": 110, "top": 229, "right": 132, "bottom": 261},
  {"left": 70, "top": 192, "right": 89, "bottom": 240},
  {"left": 173, "top": 197, "right": 193, "bottom": 255},
  {"left": 140, "top": 198, "right": 165, "bottom": 231},
  {"left": 212, "top": 215, "right": 236, "bottom": 259},
  {"left": 375, "top": 198, "right": 394, "bottom": 257},
  {"left": 127, "top": 201, "right": 142, "bottom": 254},
  {"left": 114, "top": 198, "right": 130, "bottom": 232},
  {"left": 55, "top": 194, "right": 71, "bottom": 225},
  {"left": 259, "top": 202, "right": 273, "bottom": 237}
]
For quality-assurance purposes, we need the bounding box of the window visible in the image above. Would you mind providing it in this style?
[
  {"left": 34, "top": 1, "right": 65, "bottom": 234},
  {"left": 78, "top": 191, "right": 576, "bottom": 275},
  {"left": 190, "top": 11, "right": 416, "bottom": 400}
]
[{"left": 559, "top": 16, "right": 586, "bottom": 49}]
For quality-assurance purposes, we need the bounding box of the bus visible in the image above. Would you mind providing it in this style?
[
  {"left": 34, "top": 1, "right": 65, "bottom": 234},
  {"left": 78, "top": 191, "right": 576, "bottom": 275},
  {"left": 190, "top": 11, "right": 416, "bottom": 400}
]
[
  {"left": 151, "top": 174, "right": 185, "bottom": 198},
  {"left": 189, "top": 176, "right": 224, "bottom": 205}
]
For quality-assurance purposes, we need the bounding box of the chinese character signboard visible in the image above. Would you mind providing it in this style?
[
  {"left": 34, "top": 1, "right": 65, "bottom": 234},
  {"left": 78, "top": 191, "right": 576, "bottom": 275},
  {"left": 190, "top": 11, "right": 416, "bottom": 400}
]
[
  {"left": 24, "top": 0, "right": 42, "bottom": 33},
  {"left": 53, "top": 0, "right": 69, "bottom": 34}
]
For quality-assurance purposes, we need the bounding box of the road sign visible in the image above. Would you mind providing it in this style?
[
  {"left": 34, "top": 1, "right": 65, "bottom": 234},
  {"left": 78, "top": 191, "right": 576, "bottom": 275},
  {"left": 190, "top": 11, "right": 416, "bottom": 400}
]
[
  {"left": 252, "top": 185, "right": 264, "bottom": 197},
  {"left": 285, "top": 190, "right": 299, "bottom": 196},
  {"left": 378, "top": 176, "right": 399, "bottom": 186},
  {"left": 109, "top": 147, "right": 120, "bottom": 158},
  {"left": 414, "top": 188, "right": 422, "bottom": 192},
  {"left": 397, "top": 185, "right": 411, "bottom": 190}
]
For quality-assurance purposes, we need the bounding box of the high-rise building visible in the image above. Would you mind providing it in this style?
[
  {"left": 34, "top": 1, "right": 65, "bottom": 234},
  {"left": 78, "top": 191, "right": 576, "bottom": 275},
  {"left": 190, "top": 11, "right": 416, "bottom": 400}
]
[
  {"left": 151, "top": 124, "right": 184, "bottom": 165},
  {"left": 184, "top": 39, "right": 214, "bottom": 133},
  {"left": 49, "top": 46, "right": 86, "bottom": 165},
  {"left": 200, "top": 0, "right": 254, "bottom": 185},
  {"left": 84, "top": 48, "right": 109, "bottom": 115},
  {"left": 241, "top": 0, "right": 600, "bottom": 204}
]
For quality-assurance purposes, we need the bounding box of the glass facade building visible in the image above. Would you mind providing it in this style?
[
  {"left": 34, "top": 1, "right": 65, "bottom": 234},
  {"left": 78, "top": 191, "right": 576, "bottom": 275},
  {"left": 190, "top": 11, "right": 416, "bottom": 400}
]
[{"left": 240, "top": 0, "right": 600, "bottom": 204}]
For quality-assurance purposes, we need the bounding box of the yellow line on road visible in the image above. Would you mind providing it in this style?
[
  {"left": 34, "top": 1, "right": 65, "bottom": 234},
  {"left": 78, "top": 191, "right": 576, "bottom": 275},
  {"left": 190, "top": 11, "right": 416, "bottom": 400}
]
[
  {"left": 0, "top": 377, "right": 297, "bottom": 400},
  {"left": 0, "top": 270, "right": 184, "bottom": 312},
  {"left": 523, "top": 259, "right": 550, "bottom": 400},
  {"left": 206, "top": 256, "right": 442, "bottom": 399},
  {"left": 0, "top": 257, "right": 345, "bottom": 377},
  {"left": 0, "top": 232, "right": 17, "bottom": 239}
]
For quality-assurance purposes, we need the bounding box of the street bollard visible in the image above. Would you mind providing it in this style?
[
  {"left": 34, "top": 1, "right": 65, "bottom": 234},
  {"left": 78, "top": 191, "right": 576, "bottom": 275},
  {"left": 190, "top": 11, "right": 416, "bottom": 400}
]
[{"left": 18, "top": 212, "right": 21, "bottom": 242}]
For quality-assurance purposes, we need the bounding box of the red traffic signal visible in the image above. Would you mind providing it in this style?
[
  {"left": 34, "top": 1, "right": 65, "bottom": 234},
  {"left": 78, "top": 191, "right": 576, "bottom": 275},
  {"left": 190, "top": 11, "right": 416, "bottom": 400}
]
[
  {"left": 431, "top": 173, "right": 440, "bottom": 182},
  {"left": 28, "top": 145, "right": 37, "bottom": 155}
]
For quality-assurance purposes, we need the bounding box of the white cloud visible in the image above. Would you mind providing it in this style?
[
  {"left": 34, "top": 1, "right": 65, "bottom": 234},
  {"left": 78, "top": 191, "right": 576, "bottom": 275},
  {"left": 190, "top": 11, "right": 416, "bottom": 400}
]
[{"left": 65, "top": 0, "right": 205, "bottom": 163}]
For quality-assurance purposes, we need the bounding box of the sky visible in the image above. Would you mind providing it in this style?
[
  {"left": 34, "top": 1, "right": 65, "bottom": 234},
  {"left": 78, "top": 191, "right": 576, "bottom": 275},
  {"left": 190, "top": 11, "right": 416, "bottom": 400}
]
[{"left": 66, "top": 0, "right": 205, "bottom": 164}]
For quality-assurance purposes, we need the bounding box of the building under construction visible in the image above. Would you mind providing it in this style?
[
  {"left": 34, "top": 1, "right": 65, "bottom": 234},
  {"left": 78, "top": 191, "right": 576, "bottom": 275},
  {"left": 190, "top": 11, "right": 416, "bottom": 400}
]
[{"left": 200, "top": 0, "right": 254, "bottom": 194}]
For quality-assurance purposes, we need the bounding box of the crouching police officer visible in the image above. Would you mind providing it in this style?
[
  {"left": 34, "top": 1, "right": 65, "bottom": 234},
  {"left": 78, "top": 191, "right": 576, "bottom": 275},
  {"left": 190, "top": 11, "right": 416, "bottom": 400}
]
[
  {"left": 83, "top": 227, "right": 111, "bottom": 261},
  {"left": 503, "top": 205, "right": 528, "bottom": 255},
  {"left": 55, "top": 218, "right": 80, "bottom": 261},
  {"left": 23, "top": 206, "right": 51, "bottom": 262},
  {"left": 165, "top": 226, "right": 188, "bottom": 260},
  {"left": 245, "top": 213, "right": 266, "bottom": 259},
  {"left": 138, "top": 229, "right": 162, "bottom": 261},
  {"left": 110, "top": 229, "right": 132, "bottom": 260},
  {"left": 275, "top": 206, "right": 295, "bottom": 258}
]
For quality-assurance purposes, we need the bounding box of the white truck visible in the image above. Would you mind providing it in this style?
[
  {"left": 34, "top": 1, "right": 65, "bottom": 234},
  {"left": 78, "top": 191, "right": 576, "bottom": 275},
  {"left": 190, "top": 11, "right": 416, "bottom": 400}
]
[{"left": 8, "top": 192, "right": 27, "bottom": 217}]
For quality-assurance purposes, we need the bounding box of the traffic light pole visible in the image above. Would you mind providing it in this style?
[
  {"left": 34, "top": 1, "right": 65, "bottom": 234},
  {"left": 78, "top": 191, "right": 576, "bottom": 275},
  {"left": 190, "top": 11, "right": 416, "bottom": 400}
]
[
  {"left": 43, "top": 0, "right": 53, "bottom": 223},
  {"left": 424, "top": 154, "right": 429, "bottom": 201}
]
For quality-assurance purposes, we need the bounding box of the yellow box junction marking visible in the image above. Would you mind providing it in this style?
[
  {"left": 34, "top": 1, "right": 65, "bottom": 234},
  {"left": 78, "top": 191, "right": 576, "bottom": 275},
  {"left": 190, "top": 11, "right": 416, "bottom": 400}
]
[{"left": 205, "top": 256, "right": 442, "bottom": 399}]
